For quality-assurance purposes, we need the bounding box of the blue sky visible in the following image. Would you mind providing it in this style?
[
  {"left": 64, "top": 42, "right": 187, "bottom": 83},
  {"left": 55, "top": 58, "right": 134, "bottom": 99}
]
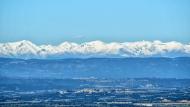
[{"left": 0, "top": 0, "right": 190, "bottom": 45}]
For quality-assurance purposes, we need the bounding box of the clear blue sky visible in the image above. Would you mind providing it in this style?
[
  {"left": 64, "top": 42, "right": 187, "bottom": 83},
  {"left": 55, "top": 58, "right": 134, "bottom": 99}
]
[{"left": 0, "top": 0, "right": 190, "bottom": 45}]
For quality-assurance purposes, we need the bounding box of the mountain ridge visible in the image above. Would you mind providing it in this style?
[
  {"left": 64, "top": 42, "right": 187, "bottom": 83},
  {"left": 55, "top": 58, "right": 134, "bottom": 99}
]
[{"left": 0, "top": 40, "right": 190, "bottom": 59}]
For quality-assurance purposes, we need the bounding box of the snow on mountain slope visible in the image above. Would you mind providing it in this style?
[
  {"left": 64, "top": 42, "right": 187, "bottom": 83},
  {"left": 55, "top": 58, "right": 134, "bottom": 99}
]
[{"left": 0, "top": 40, "right": 190, "bottom": 59}]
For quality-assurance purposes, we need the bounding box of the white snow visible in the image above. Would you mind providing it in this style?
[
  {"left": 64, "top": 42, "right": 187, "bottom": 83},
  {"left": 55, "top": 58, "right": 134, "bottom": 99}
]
[{"left": 0, "top": 40, "right": 190, "bottom": 59}]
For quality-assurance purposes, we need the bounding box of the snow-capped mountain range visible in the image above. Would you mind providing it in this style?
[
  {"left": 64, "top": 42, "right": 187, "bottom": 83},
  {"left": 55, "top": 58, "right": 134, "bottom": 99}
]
[{"left": 0, "top": 40, "right": 190, "bottom": 59}]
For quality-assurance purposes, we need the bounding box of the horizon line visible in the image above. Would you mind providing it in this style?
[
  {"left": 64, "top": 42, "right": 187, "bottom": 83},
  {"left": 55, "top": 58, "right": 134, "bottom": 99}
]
[{"left": 1, "top": 39, "right": 190, "bottom": 46}]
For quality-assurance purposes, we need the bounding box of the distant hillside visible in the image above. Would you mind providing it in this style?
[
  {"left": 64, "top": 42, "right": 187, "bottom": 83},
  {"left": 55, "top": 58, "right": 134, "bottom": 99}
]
[{"left": 0, "top": 57, "right": 190, "bottom": 79}]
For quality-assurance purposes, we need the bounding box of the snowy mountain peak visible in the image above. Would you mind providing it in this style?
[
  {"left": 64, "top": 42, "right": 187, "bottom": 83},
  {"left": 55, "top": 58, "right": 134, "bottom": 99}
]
[
  {"left": 59, "top": 41, "right": 78, "bottom": 47},
  {"left": 0, "top": 40, "right": 190, "bottom": 59},
  {"left": 10, "top": 40, "right": 34, "bottom": 47}
]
